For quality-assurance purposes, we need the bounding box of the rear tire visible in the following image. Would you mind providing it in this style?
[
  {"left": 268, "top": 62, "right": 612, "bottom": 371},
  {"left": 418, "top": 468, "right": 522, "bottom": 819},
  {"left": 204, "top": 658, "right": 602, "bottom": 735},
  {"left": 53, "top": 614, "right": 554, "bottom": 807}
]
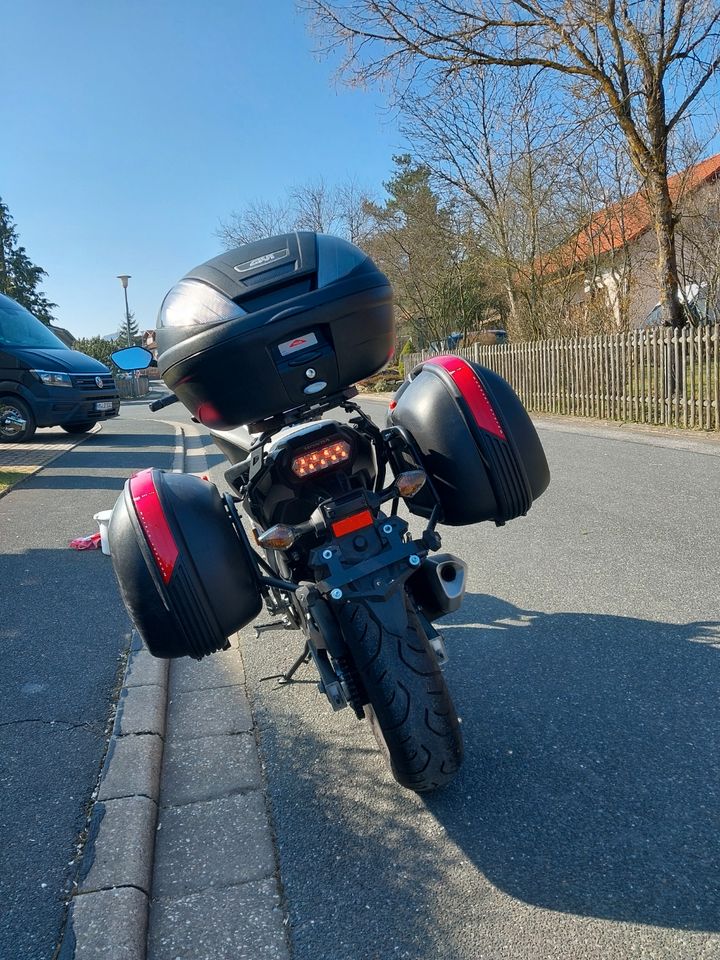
[{"left": 339, "top": 594, "right": 463, "bottom": 792}]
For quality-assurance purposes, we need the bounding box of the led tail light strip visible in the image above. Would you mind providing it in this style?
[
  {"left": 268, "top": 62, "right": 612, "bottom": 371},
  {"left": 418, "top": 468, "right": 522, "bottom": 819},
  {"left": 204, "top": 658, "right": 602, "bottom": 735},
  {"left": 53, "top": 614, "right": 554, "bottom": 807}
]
[{"left": 291, "top": 440, "right": 351, "bottom": 477}]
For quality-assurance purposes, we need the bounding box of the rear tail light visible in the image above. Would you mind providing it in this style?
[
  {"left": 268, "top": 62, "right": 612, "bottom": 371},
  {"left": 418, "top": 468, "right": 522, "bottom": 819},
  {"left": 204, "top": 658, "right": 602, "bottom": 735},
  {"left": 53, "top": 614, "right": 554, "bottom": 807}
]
[{"left": 291, "top": 440, "right": 351, "bottom": 477}]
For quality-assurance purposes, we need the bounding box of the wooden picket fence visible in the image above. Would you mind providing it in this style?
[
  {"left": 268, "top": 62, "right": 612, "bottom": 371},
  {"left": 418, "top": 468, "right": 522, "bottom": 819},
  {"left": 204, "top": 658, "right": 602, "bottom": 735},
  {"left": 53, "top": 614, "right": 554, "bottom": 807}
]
[
  {"left": 116, "top": 375, "right": 150, "bottom": 399},
  {"left": 403, "top": 324, "right": 720, "bottom": 430}
]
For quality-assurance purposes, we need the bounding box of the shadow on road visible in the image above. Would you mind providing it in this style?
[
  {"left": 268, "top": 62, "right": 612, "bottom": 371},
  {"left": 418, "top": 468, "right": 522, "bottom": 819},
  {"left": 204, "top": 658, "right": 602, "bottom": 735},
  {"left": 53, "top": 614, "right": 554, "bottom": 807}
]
[
  {"left": 424, "top": 594, "right": 720, "bottom": 931},
  {"left": 8, "top": 429, "right": 178, "bottom": 491},
  {"left": 254, "top": 595, "right": 720, "bottom": 953},
  {"left": 26, "top": 474, "right": 142, "bottom": 491},
  {"left": 81, "top": 431, "right": 177, "bottom": 448}
]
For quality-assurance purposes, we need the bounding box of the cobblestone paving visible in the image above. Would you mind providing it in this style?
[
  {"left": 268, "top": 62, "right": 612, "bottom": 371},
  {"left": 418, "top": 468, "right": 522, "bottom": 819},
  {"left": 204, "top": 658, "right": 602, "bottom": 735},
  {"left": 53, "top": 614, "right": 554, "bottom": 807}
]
[{"left": 0, "top": 426, "right": 99, "bottom": 470}]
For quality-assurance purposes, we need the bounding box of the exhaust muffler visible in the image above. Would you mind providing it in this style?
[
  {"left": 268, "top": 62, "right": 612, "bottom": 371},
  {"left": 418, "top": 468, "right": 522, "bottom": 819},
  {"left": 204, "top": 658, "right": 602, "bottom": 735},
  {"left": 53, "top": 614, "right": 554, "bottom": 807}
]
[{"left": 410, "top": 553, "right": 467, "bottom": 621}]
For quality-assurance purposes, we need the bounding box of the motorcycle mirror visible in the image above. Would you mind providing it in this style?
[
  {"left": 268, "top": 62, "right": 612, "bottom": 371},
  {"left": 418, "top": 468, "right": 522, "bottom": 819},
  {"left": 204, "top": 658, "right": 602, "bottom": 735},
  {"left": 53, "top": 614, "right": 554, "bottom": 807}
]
[{"left": 111, "top": 346, "right": 154, "bottom": 371}]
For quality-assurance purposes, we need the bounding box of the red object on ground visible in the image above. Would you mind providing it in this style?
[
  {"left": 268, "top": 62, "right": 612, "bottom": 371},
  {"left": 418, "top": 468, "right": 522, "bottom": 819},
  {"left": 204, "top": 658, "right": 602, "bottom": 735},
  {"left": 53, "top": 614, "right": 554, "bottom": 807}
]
[{"left": 69, "top": 533, "right": 102, "bottom": 550}]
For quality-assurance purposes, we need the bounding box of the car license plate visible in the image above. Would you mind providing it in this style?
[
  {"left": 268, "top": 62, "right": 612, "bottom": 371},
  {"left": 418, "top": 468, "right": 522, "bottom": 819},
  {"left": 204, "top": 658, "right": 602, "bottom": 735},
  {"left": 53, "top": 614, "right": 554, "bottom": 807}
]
[{"left": 95, "top": 401, "right": 114, "bottom": 411}]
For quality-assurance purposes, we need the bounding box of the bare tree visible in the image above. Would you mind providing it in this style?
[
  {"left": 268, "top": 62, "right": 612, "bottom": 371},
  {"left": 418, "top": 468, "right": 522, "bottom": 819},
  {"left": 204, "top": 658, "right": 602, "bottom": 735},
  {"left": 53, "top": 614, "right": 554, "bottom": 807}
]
[
  {"left": 217, "top": 198, "right": 293, "bottom": 247},
  {"left": 675, "top": 177, "right": 720, "bottom": 318},
  {"left": 556, "top": 133, "right": 641, "bottom": 333},
  {"left": 399, "top": 68, "right": 590, "bottom": 337},
  {"left": 303, "top": 0, "right": 720, "bottom": 328},
  {"left": 218, "top": 178, "right": 373, "bottom": 248}
]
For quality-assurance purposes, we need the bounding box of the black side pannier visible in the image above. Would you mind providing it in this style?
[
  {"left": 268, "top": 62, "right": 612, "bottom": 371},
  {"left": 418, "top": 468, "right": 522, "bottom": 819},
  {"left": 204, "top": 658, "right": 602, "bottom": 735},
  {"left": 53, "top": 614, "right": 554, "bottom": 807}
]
[
  {"left": 156, "top": 232, "right": 394, "bottom": 429},
  {"left": 388, "top": 356, "right": 549, "bottom": 526},
  {"left": 109, "top": 469, "right": 262, "bottom": 659}
]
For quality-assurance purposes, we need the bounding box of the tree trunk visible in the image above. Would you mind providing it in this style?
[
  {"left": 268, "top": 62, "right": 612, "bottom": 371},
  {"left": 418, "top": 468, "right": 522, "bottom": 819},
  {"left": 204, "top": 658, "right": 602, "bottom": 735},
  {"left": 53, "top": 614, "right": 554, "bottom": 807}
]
[
  {"left": 646, "top": 169, "right": 684, "bottom": 329},
  {"left": 503, "top": 273, "right": 518, "bottom": 328}
]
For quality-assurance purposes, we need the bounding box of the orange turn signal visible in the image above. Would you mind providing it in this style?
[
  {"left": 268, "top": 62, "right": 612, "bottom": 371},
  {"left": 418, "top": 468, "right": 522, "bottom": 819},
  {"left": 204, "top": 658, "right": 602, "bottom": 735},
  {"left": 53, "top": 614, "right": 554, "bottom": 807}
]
[
  {"left": 257, "top": 524, "right": 297, "bottom": 550},
  {"left": 396, "top": 470, "right": 427, "bottom": 499}
]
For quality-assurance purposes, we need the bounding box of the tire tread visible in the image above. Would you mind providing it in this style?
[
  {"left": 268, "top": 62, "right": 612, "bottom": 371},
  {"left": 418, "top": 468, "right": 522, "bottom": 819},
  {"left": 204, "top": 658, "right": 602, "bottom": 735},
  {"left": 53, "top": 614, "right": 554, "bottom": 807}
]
[{"left": 340, "top": 595, "right": 463, "bottom": 792}]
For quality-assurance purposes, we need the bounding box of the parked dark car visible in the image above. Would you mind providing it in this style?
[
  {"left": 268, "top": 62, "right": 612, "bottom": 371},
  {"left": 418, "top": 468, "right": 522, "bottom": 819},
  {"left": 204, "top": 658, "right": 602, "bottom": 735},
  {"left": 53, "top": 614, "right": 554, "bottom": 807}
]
[{"left": 0, "top": 293, "right": 120, "bottom": 442}]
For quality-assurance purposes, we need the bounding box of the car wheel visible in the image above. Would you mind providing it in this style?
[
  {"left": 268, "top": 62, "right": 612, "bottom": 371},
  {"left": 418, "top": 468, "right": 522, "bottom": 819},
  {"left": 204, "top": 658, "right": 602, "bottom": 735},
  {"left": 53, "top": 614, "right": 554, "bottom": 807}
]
[
  {"left": 0, "top": 397, "right": 37, "bottom": 443},
  {"left": 61, "top": 422, "right": 95, "bottom": 434}
]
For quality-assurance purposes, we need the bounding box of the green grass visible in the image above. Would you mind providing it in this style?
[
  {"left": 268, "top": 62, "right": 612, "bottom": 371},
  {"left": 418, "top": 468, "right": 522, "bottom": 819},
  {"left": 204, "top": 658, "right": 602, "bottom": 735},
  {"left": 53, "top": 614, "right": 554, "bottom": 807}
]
[{"left": 0, "top": 469, "right": 31, "bottom": 494}]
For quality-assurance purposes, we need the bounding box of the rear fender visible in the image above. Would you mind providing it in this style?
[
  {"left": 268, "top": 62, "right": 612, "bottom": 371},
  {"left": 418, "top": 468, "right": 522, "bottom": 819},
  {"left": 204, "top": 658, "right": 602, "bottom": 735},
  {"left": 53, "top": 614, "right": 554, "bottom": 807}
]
[{"left": 210, "top": 425, "right": 255, "bottom": 465}]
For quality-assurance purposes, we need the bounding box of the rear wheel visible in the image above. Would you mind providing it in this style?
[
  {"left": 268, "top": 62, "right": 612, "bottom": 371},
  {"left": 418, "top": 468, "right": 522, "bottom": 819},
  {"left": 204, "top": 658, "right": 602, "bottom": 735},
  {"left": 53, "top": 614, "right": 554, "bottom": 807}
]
[
  {"left": 339, "top": 593, "right": 463, "bottom": 792},
  {"left": 0, "top": 397, "right": 36, "bottom": 443},
  {"left": 61, "top": 422, "right": 95, "bottom": 434}
]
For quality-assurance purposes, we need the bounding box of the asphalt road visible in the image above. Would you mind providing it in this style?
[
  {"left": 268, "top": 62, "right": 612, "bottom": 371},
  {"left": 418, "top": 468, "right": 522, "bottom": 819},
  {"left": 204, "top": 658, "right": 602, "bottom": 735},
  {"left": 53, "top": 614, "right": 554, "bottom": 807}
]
[
  {"left": 0, "top": 412, "right": 178, "bottom": 960},
  {"left": 224, "top": 399, "right": 720, "bottom": 960},
  {"left": 7, "top": 391, "right": 715, "bottom": 960}
]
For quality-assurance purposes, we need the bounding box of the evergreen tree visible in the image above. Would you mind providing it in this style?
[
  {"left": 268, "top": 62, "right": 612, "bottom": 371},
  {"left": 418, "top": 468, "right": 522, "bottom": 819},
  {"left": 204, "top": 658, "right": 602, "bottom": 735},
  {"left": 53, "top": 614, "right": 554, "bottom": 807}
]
[
  {"left": 0, "top": 197, "right": 57, "bottom": 324},
  {"left": 363, "top": 155, "right": 498, "bottom": 345},
  {"left": 116, "top": 310, "right": 140, "bottom": 347}
]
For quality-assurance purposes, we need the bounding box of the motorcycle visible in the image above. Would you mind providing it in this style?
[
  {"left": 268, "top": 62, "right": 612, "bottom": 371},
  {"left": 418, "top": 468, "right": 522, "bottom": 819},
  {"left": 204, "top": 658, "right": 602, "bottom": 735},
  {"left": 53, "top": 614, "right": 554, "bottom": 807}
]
[{"left": 109, "top": 232, "right": 549, "bottom": 793}]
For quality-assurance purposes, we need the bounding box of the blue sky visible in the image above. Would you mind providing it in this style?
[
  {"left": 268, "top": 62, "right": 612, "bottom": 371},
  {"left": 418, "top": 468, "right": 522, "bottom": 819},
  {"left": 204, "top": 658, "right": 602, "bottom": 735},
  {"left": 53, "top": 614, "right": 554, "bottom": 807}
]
[{"left": 0, "top": 1, "right": 404, "bottom": 338}]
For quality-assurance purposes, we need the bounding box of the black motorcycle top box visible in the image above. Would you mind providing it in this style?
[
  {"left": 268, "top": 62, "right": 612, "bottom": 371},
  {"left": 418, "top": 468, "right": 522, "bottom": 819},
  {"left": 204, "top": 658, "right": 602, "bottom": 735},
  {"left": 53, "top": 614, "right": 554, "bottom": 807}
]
[
  {"left": 156, "top": 232, "right": 394, "bottom": 429},
  {"left": 109, "top": 468, "right": 262, "bottom": 659},
  {"left": 388, "top": 356, "right": 549, "bottom": 526}
]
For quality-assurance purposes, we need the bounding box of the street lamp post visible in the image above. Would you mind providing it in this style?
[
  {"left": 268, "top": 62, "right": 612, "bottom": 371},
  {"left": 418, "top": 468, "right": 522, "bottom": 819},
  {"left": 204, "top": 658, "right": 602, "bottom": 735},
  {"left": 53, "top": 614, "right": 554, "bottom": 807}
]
[{"left": 117, "top": 274, "right": 136, "bottom": 397}]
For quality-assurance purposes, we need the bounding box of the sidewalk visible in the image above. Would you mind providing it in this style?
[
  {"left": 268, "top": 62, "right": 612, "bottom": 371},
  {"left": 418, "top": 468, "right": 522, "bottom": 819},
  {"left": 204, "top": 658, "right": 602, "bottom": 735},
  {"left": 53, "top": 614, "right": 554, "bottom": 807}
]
[
  {"left": 0, "top": 428, "right": 95, "bottom": 470},
  {"left": 0, "top": 417, "right": 180, "bottom": 960},
  {"left": 359, "top": 390, "right": 720, "bottom": 453},
  {"left": 56, "top": 419, "right": 289, "bottom": 960},
  {"left": 0, "top": 425, "right": 104, "bottom": 497}
]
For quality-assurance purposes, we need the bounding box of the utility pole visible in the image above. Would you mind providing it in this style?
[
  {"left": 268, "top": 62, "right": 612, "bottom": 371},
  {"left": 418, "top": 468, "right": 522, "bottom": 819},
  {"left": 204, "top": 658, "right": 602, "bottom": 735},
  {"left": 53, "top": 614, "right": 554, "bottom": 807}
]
[{"left": 116, "top": 274, "right": 135, "bottom": 397}]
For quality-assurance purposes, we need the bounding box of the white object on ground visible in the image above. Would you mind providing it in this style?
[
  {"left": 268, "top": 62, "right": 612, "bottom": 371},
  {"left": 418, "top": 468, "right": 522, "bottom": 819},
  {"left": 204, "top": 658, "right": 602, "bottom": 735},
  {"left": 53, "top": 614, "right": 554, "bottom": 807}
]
[{"left": 93, "top": 510, "right": 113, "bottom": 556}]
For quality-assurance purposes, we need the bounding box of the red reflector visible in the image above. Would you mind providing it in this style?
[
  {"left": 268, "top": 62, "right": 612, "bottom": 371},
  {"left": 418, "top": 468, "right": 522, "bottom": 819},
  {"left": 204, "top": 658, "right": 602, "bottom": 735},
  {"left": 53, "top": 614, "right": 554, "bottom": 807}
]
[
  {"left": 426, "top": 356, "right": 506, "bottom": 440},
  {"left": 129, "top": 469, "right": 179, "bottom": 585},
  {"left": 331, "top": 509, "right": 374, "bottom": 538},
  {"left": 388, "top": 399, "right": 398, "bottom": 411}
]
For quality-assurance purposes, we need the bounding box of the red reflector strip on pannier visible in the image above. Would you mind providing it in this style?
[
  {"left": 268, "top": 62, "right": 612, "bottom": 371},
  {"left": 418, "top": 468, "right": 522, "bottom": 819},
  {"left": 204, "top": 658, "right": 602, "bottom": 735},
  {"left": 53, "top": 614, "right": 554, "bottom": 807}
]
[
  {"left": 129, "top": 469, "right": 179, "bottom": 584},
  {"left": 331, "top": 509, "right": 374, "bottom": 538},
  {"left": 425, "top": 356, "right": 506, "bottom": 440}
]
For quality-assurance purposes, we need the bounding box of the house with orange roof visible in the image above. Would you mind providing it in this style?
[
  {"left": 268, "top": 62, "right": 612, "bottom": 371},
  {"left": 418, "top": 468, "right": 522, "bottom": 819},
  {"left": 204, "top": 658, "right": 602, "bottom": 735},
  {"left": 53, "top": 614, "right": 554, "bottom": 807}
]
[
  {"left": 141, "top": 329, "right": 158, "bottom": 359},
  {"left": 539, "top": 153, "right": 720, "bottom": 329}
]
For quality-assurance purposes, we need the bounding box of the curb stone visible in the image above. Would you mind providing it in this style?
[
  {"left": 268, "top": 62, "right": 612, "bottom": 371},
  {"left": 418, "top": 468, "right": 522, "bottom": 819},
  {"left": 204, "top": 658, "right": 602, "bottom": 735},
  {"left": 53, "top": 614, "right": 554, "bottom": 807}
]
[
  {"left": 57, "top": 421, "right": 184, "bottom": 960},
  {"left": 146, "top": 645, "right": 292, "bottom": 960},
  {"left": 58, "top": 420, "right": 290, "bottom": 960},
  {"left": 60, "top": 634, "right": 168, "bottom": 960},
  {"left": 358, "top": 390, "right": 720, "bottom": 452}
]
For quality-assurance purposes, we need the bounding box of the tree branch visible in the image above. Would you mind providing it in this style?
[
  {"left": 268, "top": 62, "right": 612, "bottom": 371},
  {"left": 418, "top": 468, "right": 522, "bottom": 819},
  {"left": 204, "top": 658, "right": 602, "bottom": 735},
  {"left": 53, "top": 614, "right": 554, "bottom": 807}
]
[{"left": 667, "top": 55, "right": 720, "bottom": 131}]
